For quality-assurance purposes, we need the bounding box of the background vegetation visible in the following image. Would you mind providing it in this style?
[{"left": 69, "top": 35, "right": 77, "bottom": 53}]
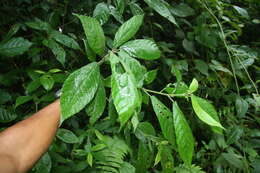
[{"left": 0, "top": 0, "right": 259, "bottom": 172}]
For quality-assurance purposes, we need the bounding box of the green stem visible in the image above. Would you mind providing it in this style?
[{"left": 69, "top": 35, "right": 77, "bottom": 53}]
[{"left": 142, "top": 88, "right": 189, "bottom": 98}]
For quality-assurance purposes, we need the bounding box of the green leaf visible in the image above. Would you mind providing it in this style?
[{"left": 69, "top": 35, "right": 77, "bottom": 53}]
[
  {"left": 0, "top": 108, "right": 17, "bottom": 123},
  {"left": 25, "top": 19, "right": 52, "bottom": 31},
  {"left": 233, "top": 6, "right": 249, "bottom": 19},
  {"left": 34, "top": 152, "right": 52, "bottom": 173},
  {"left": 75, "top": 14, "right": 105, "bottom": 55},
  {"left": 194, "top": 59, "right": 208, "bottom": 76},
  {"left": 50, "top": 31, "right": 80, "bottom": 50},
  {"left": 40, "top": 75, "right": 54, "bottom": 91},
  {"left": 170, "top": 3, "right": 195, "bottom": 17},
  {"left": 191, "top": 95, "right": 224, "bottom": 129},
  {"left": 144, "top": 0, "right": 178, "bottom": 26},
  {"left": 113, "top": 15, "right": 144, "bottom": 48},
  {"left": 129, "top": 3, "right": 144, "bottom": 15},
  {"left": 160, "top": 145, "right": 174, "bottom": 173},
  {"left": 0, "top": 89, "right": 11, "bottom": 104},
  {"left": 83, "top": 39, "right": 96, "bottom": 62},
  {"left": 93, "top": 2, "right": 110, "bottom": 25},
  {"left": 56, "top": 128, "right": 79, "bottom": 144},
  {"left": 189, "top": 78, "right": 198, "bottom": 93},
  {"left": 145, "top": 69, "right": 158, "bottom": 85},
  {"left": 172, "top": 102, "right": 194, "bottom": 165},
  {"left": 151, "top": 96, "right": 176, "bottom": 147},
  {"left": 235, "top": 97, "right": 248, "bottom": 118},
  {"left": 118, "top": 50, "right": 147, "bottom": 88},
  {"left": 87, "top": 153, "right": 93, "bottom": 167},
  {"left": 121, "top": 39, "right": 161, "bottom": 60},
  {"left": 110, "top": 52, "right": 140, "bottom": 126},
  {"left": 86, "top": 79, "right": 106, "bottom": 125},
  {"left": 15, "top": 96, "right": 33, "bottom": 108},
  {"left": 60, "top": 62, "right": 100, "bottom": 122},
  {"left": 42, "top": 39, "right": 66, "bottom": 66},
  {"left": 0, "top": 37, "right": 32, "bottom": 57},
  {"left": 119, "top": 162, "right": 135, "bottom": 173},
  {"left": 222, "top": 152, "right": 245, "bottom": 169}
]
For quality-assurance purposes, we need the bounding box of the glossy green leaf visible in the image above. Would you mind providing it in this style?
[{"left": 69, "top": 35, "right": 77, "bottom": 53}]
[
  {"left": 151, "top": 96, "right": 176, "bottom": 147},
  {"left": 144, "top": 0, "right": 178, "bottom": 26},
  {"left": 83, "top": 39, "right": 96, "bottom": 62},
  {"left": 171, "top": 3, "right": 195, "bottom": 17},
  {"left": 86, "top": 79, "right": 106, "bottom": 125},
  {"left": 189, "top": 78, "right": 198, "bottom": 93},
  {"left": 191, "top": 95, "right": 224, "bottom": 129},
  {"left": 145, "top": 69, "right": 158, "bottom": 85},
  {"left": 50, "top": 31, "right": 80, "bottom": 50},
  {"left": 172, "top": 102, "right": 194, "bottom": 165},
  {"left": 56, "top": 128, "right": 79, "bottom": 144},
  {"left": 118, "top": 50, "right": 147, "bottom": 88},
  {"left": 110, "top": 52, "right": 140, "bottom": 126},
  {"left": 129, "top": 3, "right": 144, "bottom": 15},
  {"left": 93, "top": 2, "right": 110, "bottom": 25},
  {"left": 121, "top": 39, "right": 161, "bottom": 60},
  {"left": 113, "top": 15, "right": 144, "bottom": 48},
  {"left": 0, "top": 108, "right": 17, "bottom": 123},
  {"left": 0, "top": 37, "right": 32, "bottom": 57},
  {"left": 60, "top": 62, "right": 100, "bottom": 122},
  {"left": 15, "top": 96, "right": 33, "bottom": 108},
  {"left": 40, "top": 75, "right": 54, "bottom": 91},
  {"left": 42, "top": 39, "right": 66, "bottom": 66},
  {"left": 75, "top": 14, "right": 105, "bottom": 55}
]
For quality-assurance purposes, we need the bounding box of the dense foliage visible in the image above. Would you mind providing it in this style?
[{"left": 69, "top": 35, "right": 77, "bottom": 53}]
[{"left": 0, "top": 0, "right": 259, "bottom": 172}]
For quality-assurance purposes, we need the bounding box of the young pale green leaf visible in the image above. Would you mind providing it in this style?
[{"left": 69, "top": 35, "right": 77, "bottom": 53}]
[
  {"left": 0, "top": 108, "right": 17, "bottom": 123},
  {"left": 118, "top": 50, "right": 147, "bottom": 88},
  {"left": 154, "top": 148, "right": 161, "bottom": 166},
  {"left": 86, "top": 79, "right": 106, "bottom": 125},
  {"left": 40, "top": 75, "right": 54, "bottom": 91},
  {"left": 56, "top": 128, "right": 79, "bottom": 144},
  {"left": 121, "top": 39, "right": 161, "bottom": 60},
  {"left": 60, "top": 62, "right": 100, "bottom": 122},
  {"left": 113, "top": 15, "right": 144, "bottom": 48},
  {"left": 189, "top": 78, "right": 198, "bottom": 93},
  {"left": 0, "top": 37, "right": 32, "bottom": 57},
  {"left": 87, "top": 153, "right": 93, "bottom": 167},
  {"left": 93, "top": 2, "right": 110, "bottom": 25},
  {"left": 172, "top": 102, "right": 194, "bottom": 165},
  {"left": 42, "top": 39, "right": 66, "bottom": 66},
  {"left": 110, "top": 52, "right": 140, "bottom": 126},
  {"left": 144, "top": 0, "right": 178, "bottom": 26},
  {"left": 75, "top": 14, "right": 105, "bottom": 55},
  {"left": 50, "top": 31, "right": 80, "bottom": 50},
  {"left": 151, "top": 96, "right": 176, "bottom": 147},
  {"left": 15, "top": 96, "right": 33, "bottom": 108},
  {"left": 191, "top": 95, "right": 224, "bottom": 129}
]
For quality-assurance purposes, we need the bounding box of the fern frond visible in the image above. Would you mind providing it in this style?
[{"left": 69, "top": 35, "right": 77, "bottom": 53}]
[
  {"left": 93, "top": 135, "right": 132, "bottom": 172},
  {"left": 174, "top": 164, "right": 206, "bottom": 173}
]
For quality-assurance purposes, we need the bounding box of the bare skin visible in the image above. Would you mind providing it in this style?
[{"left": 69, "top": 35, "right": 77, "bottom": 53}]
[{"left": 0, "top": 99, "right": 60, "bottom": 173}]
